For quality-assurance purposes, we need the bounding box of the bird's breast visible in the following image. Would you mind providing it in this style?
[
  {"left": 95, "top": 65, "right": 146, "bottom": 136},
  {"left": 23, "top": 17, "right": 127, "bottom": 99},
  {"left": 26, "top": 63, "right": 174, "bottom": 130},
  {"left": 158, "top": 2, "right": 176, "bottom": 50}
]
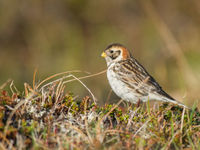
[{"left": 107, "top": 65, "right": 140, "bottom": 103}]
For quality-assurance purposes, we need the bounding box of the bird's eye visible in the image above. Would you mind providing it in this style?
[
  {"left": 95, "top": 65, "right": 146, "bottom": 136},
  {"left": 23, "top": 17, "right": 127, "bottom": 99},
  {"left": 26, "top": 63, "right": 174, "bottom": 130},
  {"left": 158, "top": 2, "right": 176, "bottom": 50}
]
[{"left": 110, "top": 50, "right": 114, "bottom": 53}]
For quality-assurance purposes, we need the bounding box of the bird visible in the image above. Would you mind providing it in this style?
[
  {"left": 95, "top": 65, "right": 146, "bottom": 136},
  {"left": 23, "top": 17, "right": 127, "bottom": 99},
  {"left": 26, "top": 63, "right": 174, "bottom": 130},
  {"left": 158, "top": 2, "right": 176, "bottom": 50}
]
[{"left": 101, "top": 43, "right": 187, "bottom": 108}]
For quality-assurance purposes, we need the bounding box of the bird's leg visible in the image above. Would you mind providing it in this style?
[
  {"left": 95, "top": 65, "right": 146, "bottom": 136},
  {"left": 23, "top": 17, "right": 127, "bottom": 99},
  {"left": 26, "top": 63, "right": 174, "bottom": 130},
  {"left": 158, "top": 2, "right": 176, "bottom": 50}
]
[
  {"left": 127, "top": 101, "right": 133, "bottom": 110},
  {"left": 136, "top": 99, "right": 141, "bottom": 107}
]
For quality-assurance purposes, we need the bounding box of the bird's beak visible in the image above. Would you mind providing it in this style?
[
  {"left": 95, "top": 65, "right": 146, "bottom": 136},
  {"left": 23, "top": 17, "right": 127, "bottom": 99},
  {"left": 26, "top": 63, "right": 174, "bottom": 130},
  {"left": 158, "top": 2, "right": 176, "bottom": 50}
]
[{"left": 101, "top": 52, "right": 107, "bottom": 58}]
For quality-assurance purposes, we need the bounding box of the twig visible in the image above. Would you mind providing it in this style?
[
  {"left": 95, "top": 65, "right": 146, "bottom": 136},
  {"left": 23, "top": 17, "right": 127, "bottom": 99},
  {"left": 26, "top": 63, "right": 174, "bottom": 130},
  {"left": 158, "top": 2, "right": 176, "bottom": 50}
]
[
  {"left": 126, "top": 108, "right": 140, "bottom": 130},
  {"left": 62, "top": 70, "right": 106, "bottom": 86},
  {"left": 65, "top": 123, "right": 89, "bottom": 141},
  {"left": 133, "top": 119, "right": 151, "bottom": 138},
  {"left": 180, "top": 107, "right": 185, "bottom": 146},
  {"left": 39, "top": 70, "right": 106, "bottom": 92},
  {"left": 0, "top": 79, "right": 12, "bottom": 90},
  {"left": 70, "top": 74, "right": 97, "bottom": 104},
  {"left": 36, "top": 70, "right": 82, "bottom": 89},
  {"left": 33, "top": 68, "right": 38, "bottom": 90},
  {"left": 84, "top": 97, "right": 93, "bottom": 145}
]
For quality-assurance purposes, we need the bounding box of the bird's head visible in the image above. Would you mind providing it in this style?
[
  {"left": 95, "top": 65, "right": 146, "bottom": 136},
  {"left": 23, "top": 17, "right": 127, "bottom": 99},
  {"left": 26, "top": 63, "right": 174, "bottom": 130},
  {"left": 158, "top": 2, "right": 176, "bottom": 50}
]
[{"left": 101, "top": 43, "right": 131, "bottom": 66}]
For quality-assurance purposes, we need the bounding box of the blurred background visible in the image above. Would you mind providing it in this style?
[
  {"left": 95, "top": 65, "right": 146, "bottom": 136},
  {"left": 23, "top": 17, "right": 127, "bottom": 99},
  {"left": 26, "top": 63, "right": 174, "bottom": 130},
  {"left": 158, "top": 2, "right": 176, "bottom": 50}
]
[{"left": 0, "top": 0, "right": 200, "bottom": 107}]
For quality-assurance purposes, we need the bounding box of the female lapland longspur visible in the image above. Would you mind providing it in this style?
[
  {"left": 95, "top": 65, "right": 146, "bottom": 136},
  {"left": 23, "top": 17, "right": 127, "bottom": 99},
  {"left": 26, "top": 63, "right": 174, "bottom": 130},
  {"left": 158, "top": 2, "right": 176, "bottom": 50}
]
[{"left": 101, "top": 43, "right": 187, "bottom": 108}]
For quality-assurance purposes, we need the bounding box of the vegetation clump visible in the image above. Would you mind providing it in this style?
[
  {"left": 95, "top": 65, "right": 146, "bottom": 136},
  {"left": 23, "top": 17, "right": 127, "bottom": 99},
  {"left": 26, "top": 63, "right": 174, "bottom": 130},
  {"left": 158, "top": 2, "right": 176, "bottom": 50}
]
[{"left": 0, "top": 75, "right": 199, "bottom": 149}]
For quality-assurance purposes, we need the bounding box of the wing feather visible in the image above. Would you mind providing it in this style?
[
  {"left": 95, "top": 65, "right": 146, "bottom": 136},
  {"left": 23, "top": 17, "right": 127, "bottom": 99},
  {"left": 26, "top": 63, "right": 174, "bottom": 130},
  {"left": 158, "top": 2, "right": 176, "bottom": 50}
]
[{"left": 117, "top": 58, "right": 176, "bottom": 101}]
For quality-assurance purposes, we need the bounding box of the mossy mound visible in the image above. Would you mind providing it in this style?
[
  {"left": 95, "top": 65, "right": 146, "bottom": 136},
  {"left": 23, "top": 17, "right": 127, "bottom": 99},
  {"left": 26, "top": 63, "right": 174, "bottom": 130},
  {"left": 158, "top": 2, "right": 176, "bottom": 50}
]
[{"left": 0, "top": 82, "right": 199, "bottom": 149}]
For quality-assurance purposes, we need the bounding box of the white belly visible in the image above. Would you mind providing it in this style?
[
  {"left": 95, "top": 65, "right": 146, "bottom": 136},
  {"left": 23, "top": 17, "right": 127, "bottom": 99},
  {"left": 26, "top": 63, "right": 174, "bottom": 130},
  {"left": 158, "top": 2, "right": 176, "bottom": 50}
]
[{"left": 107, "top": 67, "right": 141, "bottom": 103}]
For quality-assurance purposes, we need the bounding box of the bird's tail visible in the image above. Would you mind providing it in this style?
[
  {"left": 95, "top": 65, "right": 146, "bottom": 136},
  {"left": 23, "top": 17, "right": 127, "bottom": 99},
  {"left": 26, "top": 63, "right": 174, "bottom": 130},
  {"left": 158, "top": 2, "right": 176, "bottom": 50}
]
[
  {"left": 157, "top": 90, "right": 188, "bottom": 108},
  {"left": 162, "top": 97, "right": 188, "bottom": 108}
]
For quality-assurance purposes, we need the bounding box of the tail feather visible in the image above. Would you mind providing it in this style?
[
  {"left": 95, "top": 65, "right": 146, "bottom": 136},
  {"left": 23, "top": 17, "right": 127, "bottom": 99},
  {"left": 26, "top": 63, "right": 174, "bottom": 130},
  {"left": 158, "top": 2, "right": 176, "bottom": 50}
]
[
  {"left": 162, "top": 97, "right": 188, "bottom": 108},
  {"left": 156, "top": 89, "right": 188, "bottom": 108}
]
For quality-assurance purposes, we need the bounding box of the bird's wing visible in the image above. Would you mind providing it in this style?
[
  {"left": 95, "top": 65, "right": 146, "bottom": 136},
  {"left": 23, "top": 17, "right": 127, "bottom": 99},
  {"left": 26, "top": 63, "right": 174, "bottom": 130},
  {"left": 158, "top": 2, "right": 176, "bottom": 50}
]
[{"left": 118, "top": 58, "right": 175, "bottom": 100}]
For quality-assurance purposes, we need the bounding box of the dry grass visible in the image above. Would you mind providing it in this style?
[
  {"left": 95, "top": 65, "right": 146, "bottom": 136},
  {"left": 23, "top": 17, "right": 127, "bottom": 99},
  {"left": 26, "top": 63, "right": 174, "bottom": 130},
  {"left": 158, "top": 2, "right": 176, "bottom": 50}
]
[{"left": 0, "top": 71, "right": 199, "bottom": 149}]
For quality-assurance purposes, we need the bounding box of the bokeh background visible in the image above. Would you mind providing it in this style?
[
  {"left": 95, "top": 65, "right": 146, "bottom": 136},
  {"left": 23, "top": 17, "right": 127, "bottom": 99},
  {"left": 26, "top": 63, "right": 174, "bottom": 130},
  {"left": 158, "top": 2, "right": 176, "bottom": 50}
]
[{"left": 0, "top": 0, "right": 200, "bottom": 107}]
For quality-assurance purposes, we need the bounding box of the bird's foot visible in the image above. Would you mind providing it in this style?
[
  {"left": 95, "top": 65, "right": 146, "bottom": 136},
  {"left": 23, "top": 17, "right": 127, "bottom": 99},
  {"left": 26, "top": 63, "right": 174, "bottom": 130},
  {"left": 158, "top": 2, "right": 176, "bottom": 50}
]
[{"left": 136, "top": 99, "right": 141, "bottom": 107}]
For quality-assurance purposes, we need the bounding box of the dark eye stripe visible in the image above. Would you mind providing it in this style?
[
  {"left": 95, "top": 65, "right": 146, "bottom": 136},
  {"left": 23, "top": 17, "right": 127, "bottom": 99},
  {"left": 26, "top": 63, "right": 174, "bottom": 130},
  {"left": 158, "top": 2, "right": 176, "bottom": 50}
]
[{"left": 110, "top": 50, "right": 121, "bottom": 60}]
